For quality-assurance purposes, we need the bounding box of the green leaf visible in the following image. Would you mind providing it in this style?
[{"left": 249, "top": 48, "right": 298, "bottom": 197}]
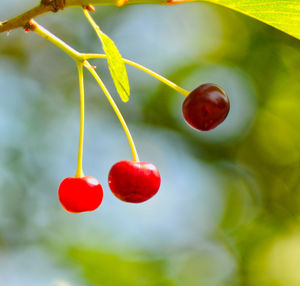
[
  {"left": 84, "top": 10, "right": 130, "bottom": 102},
  {"left": 68, "top": 247, "right": 176, "bottom": 286},
  {"left": 97, "top": 30, "right": 130, "bottom": 102},
  {"left": 88, "top": 1, "right": 300, "bottom": 40},
  {"left": 208, "top": 0, "right": 300, "bottom": 40}
]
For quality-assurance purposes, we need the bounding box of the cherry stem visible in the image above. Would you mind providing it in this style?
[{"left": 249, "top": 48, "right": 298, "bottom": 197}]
[
  {"left": 75, "top": 63, "right": 85, "bottom": 177},
  {"left": 84, "top": 61, "right": 140, "bottom": 162},
  {"left": 30, "top": 19, "right": 190, "bottom": 163},
  {"left": 82, "top": 9, "right": 189, "bottom": 98},
  {"left": 31, "top": 21, "right": 140, "bottom": 162},
  {"left": 83, "top": 9, "right": 140, "bottom": 162},
  {"left": 32, "top": 21, "right": 189, "bottom": 98},
  {"left": 82, "top": 54, "right": 189, "bottom": 97},
  {"left": 31, "top": 20, "right": 82, "bottom": 61}
]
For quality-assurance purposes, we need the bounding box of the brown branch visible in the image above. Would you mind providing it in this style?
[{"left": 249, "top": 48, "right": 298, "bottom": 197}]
[
  {"left": 0, "top": 5, "right": 50, "bottom": 33},
  {"left": 0, "top": 0, "right": 182, "bottom": 34},
  {"left": 0, "top": 0, "right": 70, "bottom": 33}
]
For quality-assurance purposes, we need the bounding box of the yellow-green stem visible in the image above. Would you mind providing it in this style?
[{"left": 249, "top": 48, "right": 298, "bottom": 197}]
[
  {"left": 31, "top": 20, "right": 189, "bottom": 163},
  {"left": 75, "top": 63, "right": 85, "bottom": 177},
  {"left": 31, "top": 20, "right": 140, "bottom": 162},
  {"left": 32, "top": 20, "right": 82, "bottom": 62},
  {"left": 83, "top": 9, "right": 100, "bottom": 34},
  {"left": 32, "top": 21, "right": 189, "bottom": 97},
  {"left": 82, "top": 54, "right": 190, "bottom": 97},
  {"left": 84, "top": 61, "right": 140, "bottom": 162}
]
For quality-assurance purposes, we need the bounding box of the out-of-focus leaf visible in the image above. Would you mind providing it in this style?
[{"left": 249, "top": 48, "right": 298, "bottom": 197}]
[{"left": 68, "top": 248, "right": 176, "bottom": 286}]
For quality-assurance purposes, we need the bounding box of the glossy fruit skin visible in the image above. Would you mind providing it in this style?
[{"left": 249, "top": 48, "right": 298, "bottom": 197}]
[
  {"left": 182, "top": 83, "right": 230, "bottom": 131},
  {"left": 108, "top": 160, "right": 161, "bottom": 203},
  {"left": 58, "top": 176, "right": 103, "bottom": 213}
]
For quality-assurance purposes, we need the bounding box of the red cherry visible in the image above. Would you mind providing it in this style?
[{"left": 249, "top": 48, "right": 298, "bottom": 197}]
[
  {"left": 108, "top": 160, "right": 161, "bottom": 203},
  {"left": 182, "top": 83, "right": 230, "bottom": 131},
  {"left": 58, "top": 176, "right": 103, "bottom": 213}
]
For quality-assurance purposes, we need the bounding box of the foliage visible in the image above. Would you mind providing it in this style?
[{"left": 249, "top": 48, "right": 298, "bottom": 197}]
[
  {"left": 68, "top": 248, "right": 175, "bottom": 286},
  {"left": 84, "top": 9, "right": 130, "bottom": 102},
  {"left": 208, "top": 0, "right": 300, "bottom": 39}
]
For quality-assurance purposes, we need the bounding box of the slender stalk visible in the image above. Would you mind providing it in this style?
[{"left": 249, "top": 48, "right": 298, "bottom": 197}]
[
  {"left": 84, "top": 61, "right": 140, "bottom": 162},
  {"left": 31, "top": 20, "right": 82, "bottom": 62},
  {"left": 30, "top": 20, "right": 190, "bottom": 163},
  {"left": 83, "top": 9, "right": 101, "bottom": 36},
  {"left": 31, "top": 21, "right": 140, "bottom": 162},
  {"left": 83, "top": 53, "right": 190, "bottom": 97},
  {"left": 32, "top": 21, "right": 189, "bottom": 97},
  {"left": 124, "top": 58, "right": 189, "bottom": 97},
  {"left": 75, "top": 63, "right": 85, "bottom": 177}
]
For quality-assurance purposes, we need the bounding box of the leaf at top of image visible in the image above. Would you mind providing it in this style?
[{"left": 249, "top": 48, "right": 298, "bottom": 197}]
[
  {"left": 209, "top": 0, "right": 300, "bottom": 40},
  {"left": 169, "top": 0, "right": 300, "bottom": 39}
]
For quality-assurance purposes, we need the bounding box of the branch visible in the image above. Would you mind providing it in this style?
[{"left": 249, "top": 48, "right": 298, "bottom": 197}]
[
  {"left": 0, "top": 0, "right": 186, "bottom": 34},
  {"left": 0, "top": 4, "right": 52, "bottom": 34}
]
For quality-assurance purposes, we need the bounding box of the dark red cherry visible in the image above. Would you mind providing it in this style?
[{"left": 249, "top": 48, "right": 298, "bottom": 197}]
[
  {"left": 58, "top": 176, "right": 103, "bottom": 213},
  {"left": 182, "top": 83, "right": 230, "bottom": 131},
  {"left": 108, "top": 160, "right": 161, "bottom": 203}
]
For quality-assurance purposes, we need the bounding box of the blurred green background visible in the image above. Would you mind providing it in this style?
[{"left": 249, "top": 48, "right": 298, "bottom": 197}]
[{"left": 1, "top": 1, "right": 300, "bottom": 285}]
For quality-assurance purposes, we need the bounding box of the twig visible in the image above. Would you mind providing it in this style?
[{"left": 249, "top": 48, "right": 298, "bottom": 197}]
[{"left": 0, "top": 0, "right": 181, "bottom": 34}]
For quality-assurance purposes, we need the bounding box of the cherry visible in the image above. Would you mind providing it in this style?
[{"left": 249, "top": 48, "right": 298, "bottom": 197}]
[
  {"left": 108, "top": 160, "right": 161, "bottom": 203},
  {"left": 182, "top": 83, "right": 230, "bottom": 131},
  {"left": 58, "top": 176, "right": 103, "bottom": 213}
]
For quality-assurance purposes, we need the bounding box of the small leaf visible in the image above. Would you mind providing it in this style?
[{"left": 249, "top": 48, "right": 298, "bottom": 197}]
[
  {"left": 97, "top": 30, "right": 130, "bottom": 102},
  {"left": 84, "top": 10, "right": 130, "bottom": 102}
]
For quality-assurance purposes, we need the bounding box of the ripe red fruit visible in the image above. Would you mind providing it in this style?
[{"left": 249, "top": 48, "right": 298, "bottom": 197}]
[
  {"left": 58, "top": 176, "right": 103, "bottom": 213},
  {"left": 182, "top": 83, "right": 230, "bottom": 131},
  {"left": 108, "top": 160, "right": 161, "bottom": 203}
]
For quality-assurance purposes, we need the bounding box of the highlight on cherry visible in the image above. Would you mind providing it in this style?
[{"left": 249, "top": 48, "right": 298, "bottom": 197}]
[{"left": 23, "top": 6, "right": 230, "bottom": 213}]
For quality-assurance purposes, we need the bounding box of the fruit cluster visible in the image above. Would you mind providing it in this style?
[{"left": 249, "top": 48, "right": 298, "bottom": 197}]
[
  {"left": 23, "top": 10, "right": 229, "bottom": 213},
  {"left": 58, "top": 83, "right": 229, "bottom": 213}
]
